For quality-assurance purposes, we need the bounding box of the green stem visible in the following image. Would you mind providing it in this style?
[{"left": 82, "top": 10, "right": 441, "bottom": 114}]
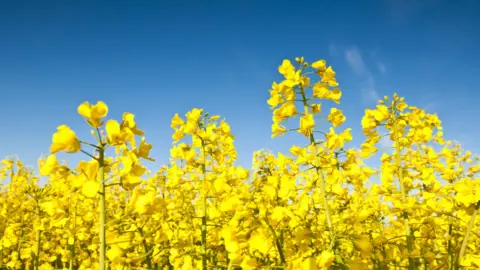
[
  {"left": 392, "top": 111, "right": 415, "bottom": 270},
  {"left": 264, "top": 216, "right": 286, "bottom": 266},
  {"left": 137, "top": 227, "right": 153, "bottom": 270},
  {"left": 448, "top": 222, "right": 453, "bottom": 270},
  {"left": 299, "top": 85, "right": 335, "bottom": 241},
  {"left": 98, "top": 146, "right": 106, "bottom": 270},
  {"left": 69, "top": 203, "right": 77, "bottom": 270},
  {"left": 201, "top": 139, "right": 208, "bottom": 270},
  {"left": 457, "top": 200, "right": 480, "bottom": 268},
  {"left": 34, "top": 203, "right": 41, "bottom": 270},
  {"left": 16, "top": 216, "right": 24, "bottom": 268}
]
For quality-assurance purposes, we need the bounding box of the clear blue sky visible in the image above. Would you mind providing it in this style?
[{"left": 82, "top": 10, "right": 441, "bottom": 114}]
[{"left": 1, "top": 0, "right": 479, "bottom": 171}]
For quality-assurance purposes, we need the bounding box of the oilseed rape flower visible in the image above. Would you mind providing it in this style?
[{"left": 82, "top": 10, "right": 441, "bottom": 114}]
[
  {"left": 49, "top": 125, "right": 81, "bottom": 154},
  {"left": 0, "top": 57, "right": 478, "bottom": 270},
  {"left": 77, "top": 101, "right": 108, "bottom": 128}
]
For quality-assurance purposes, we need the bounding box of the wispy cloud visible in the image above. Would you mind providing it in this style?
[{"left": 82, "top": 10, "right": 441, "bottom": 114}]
[
  {"left": 345, "top": 49, "right": 367, "bottom": 75},
  {"left": 377, "top": 61, "right": 386, "bottom": 74},
  {"left": 344, "top": 47, "right": 380, "bottom": 104},
  {"left": 361, "top": 77, "right": 380, "bottom": 105}
]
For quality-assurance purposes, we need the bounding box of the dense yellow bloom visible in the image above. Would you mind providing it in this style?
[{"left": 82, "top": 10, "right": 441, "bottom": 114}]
[
  {"left": 318, "top": 250, "right": 335, "bottom": 268},
  {"left": 0, "top": 57, "right": 479, "bottom": 270},
  {"left": 82, "top": 181, "right": 98, "bottom": 198}
]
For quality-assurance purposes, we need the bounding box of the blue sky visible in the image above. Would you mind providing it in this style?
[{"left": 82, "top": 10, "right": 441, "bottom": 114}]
[{"left": 1, "top": 0, "right": 479, "bottom": 171}]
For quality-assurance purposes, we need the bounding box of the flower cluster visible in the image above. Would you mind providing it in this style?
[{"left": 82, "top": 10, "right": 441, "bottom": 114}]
[{"left": 0, "top": 57, "right": 479, "bottom": 270}]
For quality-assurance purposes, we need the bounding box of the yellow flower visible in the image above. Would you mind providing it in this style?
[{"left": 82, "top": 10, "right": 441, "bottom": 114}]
[
  {"left": 313, "top": 83, "right": 342, "bottom": 103},
  {"left": 186, "top": 108, "right": 203, "bottom": 123},
  {"left": 317, "top": 250, "right": 335, "bottom": 268},
  {"left": 172, "top": 129, "right": 185, "bottom": 141},
  {"left": 39, "top": 155, "right": 59, "bottom": 176},
  {"left": 134, "top": 137, "right": 153, "bottom": 160},
  {"left": 299, "top": 113, "right": 315, "bottom": 137},
  {"left": 106, "top": 245, "right": 125, "bottom": 262},
  {"left": 248, "top": 229, "right": 271, "bottom": 255},
  {"left": 77, "top": 101, "right": 108, "bottom": 127},
  {"left": 372, "top": 105, "right": 390, "bottom": 121},
  {"left": 328, "top": 108, "right": 346, "bottom": 127},
  {"left": 122, "top": 112, "right": 144, "bottom": 136},
  {"left": 170, "top": 113, "right": 184, "bottom": 129},
  {"left": 50, "top": 125, "right": 81, "bottom": 154},
  {"left": 278, "top": 59, "right": 295, "bottom": 75},
  {"left": 320, "top": 66, "right": 339, "bottom": 87},
  {"left": 82, "top": 181, "right": 98, "bottom": 198},
  {"left": 311, "top": 104, "right": 322, "bottom": 114},
  {"left": 240, "top": 256, "right": 260, "bottom": 270},
  {"left": 302, "top": 256, "right": 318, "bottom": 270},
  {"left": 311, "top": 59, "right": 326, "bottom": 70},
  {"left": 106, "top": 119, "right": 130, "bottom": 146},
  {"left": 354, "top": 236, "right": 373, "bottom": 257},
  {"left": 360, "top": 142, "right": 377, "bottom": 158},
  {"left": 325, "top": 127, "right": 352, "bottom": 150},
  {"left": 267, "top": 89, "right": 284, "bottom": 108},
  {"left": 134, "top": 192, "right": 155, "bottom": 214},
  {"left": 272, "top": 122, "right": 287, "bottom": 138}
]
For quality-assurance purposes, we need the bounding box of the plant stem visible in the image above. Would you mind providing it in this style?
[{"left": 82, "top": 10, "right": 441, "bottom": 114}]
[
  {"left": 298, "top": 85, "right": 335, "bottom": 241},
  {"left": 392, "top": 110, "right": 415, "bottom": 270},
  {"left": 457, "top": 200, "right": 480, "bottom": 267},
  {"left": 264, "top": 216, "right": 286, "bottom": 266},
  {"left": 34, "top": 203, "right": 41, "bottom": 270},
  {"left": 138, "top": 227, "right": 153, "bottom": 270},
  {"left": 201, "top": 139, "right": 208, "bottom": 270},
  {"left": 69, "top": 203, "right": 77, "bottom": 270},
  {"left": 448, "top": 222, "right": 453, "bottom": 270},
  {"left": 98, "top": 146, "right": 106, "bottom": 270}
]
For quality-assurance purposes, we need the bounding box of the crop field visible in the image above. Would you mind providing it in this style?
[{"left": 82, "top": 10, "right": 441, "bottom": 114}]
[{"left": 0, "top": 57, "right": 479, "bottom": 270}]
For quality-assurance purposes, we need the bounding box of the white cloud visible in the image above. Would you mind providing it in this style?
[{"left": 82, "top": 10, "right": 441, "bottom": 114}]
[
  {"left": 361, "top": 88, "right": 380, "bottom": 104},
  {"left": 344, "top": 47, "right": 380, "bottom": 104},
  {"left": 361, "top": 77, "right": 380, "bottom": 104},
  {"left": 345, "top": 48, "right": 367, "bottom": 75},
  {"left": 377, "top": 62, "right": 386, "bottom": 74}
]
